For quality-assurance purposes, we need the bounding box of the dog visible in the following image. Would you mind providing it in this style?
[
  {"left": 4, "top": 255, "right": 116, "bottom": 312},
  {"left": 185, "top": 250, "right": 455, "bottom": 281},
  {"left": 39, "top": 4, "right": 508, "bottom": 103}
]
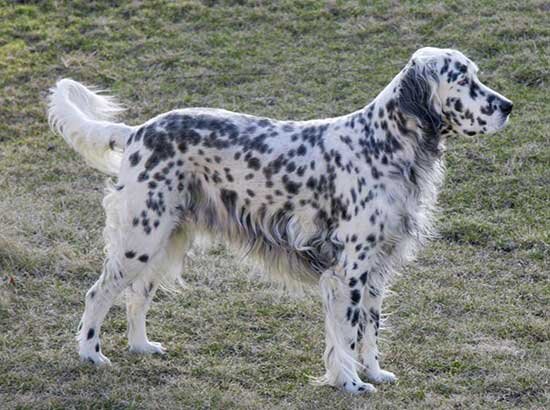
[{"left": 48, "top": 47, "right": 512, "bottom": 394}]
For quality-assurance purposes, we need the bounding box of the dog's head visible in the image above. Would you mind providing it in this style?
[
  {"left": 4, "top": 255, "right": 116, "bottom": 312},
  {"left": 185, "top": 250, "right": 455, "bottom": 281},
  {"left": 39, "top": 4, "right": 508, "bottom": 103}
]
[{"left": 398, "top": 47, "right": 512, "bottom": 139}]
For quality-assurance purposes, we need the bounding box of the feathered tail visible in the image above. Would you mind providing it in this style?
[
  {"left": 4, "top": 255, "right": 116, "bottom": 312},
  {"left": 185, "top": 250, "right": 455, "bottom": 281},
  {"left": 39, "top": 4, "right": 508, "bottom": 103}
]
[{"left": 48, "top": 79, "right": 135, "bottom": 175}]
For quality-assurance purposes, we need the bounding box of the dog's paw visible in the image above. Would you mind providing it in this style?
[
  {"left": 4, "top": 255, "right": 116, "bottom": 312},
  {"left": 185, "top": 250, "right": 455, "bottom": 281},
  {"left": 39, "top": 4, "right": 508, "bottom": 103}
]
[
  {"left": 343, "top": 380, "right": 377, "bottom": 394},
  {"left": 366, "top": 369, "right": 397, "bottom": 384},
  {"left": 129, "top": 341, "right": 167, "bottom": 355},
  {"left": 80, "top": 351, "right": 112, "bottom": 366}
]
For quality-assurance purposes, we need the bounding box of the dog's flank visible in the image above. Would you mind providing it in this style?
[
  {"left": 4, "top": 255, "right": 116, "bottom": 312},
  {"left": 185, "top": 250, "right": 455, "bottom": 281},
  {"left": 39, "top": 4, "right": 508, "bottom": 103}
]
[{"left": 48, "top": 47, "right": 512, "bottom": 394}]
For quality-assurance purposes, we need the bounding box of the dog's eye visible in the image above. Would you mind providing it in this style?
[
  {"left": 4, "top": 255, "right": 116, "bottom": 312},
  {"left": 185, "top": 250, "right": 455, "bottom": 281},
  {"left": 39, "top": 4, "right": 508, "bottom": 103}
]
[{"left": 457, "top": 78, "right": 469, "bottom": 86}]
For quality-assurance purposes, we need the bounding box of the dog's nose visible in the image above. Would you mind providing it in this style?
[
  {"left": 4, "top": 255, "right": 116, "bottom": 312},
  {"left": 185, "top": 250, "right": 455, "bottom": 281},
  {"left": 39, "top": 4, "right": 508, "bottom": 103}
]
[{"left": 500, "top": 100, "right": 513, "bottom": 115}]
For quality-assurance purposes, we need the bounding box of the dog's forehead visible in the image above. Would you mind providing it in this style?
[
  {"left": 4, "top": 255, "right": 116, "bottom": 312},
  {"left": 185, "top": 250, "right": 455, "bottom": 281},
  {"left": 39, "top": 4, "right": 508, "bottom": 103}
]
[
  {"left": 413, "top": 47, "right": 476, "bottom": 71},
  {"left": 445, "top": 50, "right": 478, "bottom": 73}
]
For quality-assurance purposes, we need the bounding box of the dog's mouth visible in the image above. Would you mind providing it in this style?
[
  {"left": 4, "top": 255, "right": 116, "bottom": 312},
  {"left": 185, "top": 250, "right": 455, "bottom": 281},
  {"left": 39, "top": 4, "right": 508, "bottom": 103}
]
[{"left": 499, "top": 113, "right": 511, "bottom": 129}]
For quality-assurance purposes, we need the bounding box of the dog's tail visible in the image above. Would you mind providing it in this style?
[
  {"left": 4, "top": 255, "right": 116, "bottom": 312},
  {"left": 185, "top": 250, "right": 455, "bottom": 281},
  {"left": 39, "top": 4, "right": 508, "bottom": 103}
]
[{"left": 48, "top": 79, "right": 135, "bottom": 175}]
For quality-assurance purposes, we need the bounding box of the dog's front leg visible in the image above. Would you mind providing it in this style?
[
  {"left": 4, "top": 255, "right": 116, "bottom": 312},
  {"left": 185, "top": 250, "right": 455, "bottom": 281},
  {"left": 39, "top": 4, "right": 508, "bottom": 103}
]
[
  {"left": 360, "top": 276, "right": 397, "bottom": 384},
  {"left": 315, "top": 257, "right": 377, "bottom": 394}
]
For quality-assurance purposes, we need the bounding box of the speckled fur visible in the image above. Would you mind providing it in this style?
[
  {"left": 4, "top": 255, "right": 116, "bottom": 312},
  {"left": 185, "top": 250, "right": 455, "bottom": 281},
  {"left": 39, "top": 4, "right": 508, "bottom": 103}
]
[{"left": 48, "top": 47, "right": 512, "bottom": 394}]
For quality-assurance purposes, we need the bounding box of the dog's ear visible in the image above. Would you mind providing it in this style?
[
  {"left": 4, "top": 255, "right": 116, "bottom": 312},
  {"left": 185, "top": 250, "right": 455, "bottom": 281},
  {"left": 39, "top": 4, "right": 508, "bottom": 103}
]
[{"left": 397, "top": 58, "right": 442, "bottom": 153}]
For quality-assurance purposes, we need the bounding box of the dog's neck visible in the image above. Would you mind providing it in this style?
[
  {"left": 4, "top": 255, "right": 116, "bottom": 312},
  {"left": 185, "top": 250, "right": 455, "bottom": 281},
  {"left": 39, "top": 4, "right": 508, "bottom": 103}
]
[{"left": 364, "top": 69, "right": 448, "bottom": 159}]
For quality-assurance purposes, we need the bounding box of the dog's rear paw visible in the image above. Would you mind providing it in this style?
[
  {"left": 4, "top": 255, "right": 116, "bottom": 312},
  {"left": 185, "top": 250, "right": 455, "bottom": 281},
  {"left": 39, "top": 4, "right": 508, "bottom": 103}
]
[
  {"left": 366, "top": 369, "right": 397, "bottom": 384},
  {"left": 129, "top": 340, "right": 167, "bottom": 355}
]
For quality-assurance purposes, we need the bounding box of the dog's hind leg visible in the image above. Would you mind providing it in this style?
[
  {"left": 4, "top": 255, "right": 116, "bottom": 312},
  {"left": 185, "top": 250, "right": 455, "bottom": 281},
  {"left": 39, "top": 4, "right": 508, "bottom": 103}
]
[
  {"left": 126, "top": 228, "right": 193, "bottom": 354},
  {"left": 126, "top": 273, "right": 165, "bottom": 354},
  {"left": 76, "top": 186, "right": 177, "bottom": 365}
]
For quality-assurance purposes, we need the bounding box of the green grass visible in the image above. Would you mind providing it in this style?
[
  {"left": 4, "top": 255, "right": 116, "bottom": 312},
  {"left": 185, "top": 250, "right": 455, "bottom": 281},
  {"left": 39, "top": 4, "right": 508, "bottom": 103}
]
[{"left": 1, "top": 0, "right": 549, "bottom": 408}]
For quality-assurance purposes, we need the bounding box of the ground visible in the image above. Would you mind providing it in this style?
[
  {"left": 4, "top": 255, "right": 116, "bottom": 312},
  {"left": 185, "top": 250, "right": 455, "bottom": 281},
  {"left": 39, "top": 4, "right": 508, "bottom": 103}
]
[{"left": 0, "top": 1, "right": 549, "bottom": 409}]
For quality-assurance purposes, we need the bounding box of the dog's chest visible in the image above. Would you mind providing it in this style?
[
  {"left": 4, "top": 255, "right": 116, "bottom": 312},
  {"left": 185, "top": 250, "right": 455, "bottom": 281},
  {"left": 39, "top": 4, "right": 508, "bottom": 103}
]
[{"left": 384, "top": 161, "right": 442, "bottom": 244}]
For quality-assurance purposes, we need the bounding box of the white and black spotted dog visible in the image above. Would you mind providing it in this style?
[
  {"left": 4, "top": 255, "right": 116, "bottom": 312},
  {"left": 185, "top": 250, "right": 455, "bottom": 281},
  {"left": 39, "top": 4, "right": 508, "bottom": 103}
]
[{"left": 49, "top": 47, "right": 512, "bottom": 394}]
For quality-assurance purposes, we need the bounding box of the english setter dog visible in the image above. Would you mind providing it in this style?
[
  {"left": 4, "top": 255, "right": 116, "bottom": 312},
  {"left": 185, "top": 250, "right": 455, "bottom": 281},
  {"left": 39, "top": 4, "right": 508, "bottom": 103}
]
[{"left": 48, "top": 47, "right": 512, "bottom": 394}]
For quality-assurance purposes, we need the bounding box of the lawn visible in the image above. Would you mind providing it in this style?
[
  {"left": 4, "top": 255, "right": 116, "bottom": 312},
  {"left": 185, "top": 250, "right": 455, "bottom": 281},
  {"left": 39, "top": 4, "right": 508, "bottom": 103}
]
[{"left": 0, "top": 1, "right": 548, "bottom": 409}]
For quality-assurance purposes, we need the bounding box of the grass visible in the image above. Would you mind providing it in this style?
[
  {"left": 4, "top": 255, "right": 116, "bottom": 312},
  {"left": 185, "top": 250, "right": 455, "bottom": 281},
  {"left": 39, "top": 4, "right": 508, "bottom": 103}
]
[{"left": 0, "top": 0, "right": 549, "bottom": 408}]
